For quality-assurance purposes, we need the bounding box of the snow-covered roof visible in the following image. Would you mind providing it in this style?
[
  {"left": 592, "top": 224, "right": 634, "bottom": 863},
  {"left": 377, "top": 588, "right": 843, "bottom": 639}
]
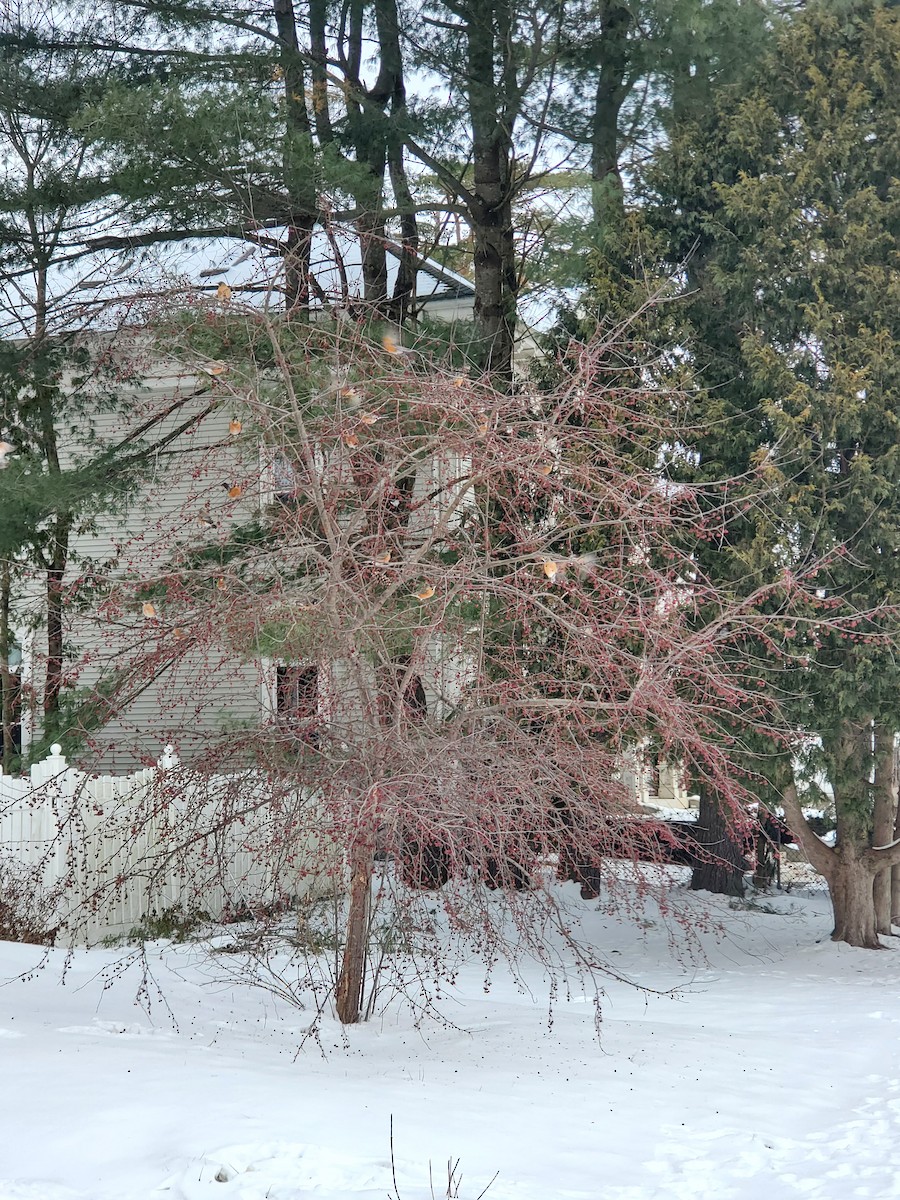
[
  {"left": 0, "top": 226, "right": 476, "bottom": 340},
  {"left": 192, "top": 228, "right": 476, "bottom": 306}
]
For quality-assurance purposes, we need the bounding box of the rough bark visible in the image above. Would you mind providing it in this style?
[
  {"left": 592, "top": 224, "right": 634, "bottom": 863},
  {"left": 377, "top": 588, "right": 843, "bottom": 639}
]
[
  {"left": 36, "top": 358, "right": 72, "bottom": 726},
  {"left": 308, "top": 0, "right": 334, "bottom": 148},
  {"left": 343, "top": 0, "right": 418, "bottom": 315},
  {"left": 781, "top": 775, "right": 886, "bottom": 948},
  {"left": 829, "top": 849, "right": 881, "bottom": 948},
  {"left": 274, "top": 0, "right": 317, "bottom": 315},
  {"left": 376, "top": 0, "right": 419, "bottom": 325},
  {"left": 872, "top": 724, "right": 895, "bottom": 935},
  {"left": 387, "top": 141, "right": 419, "bottom": 326},
  {"left": 465, "top": 0, "right": 518, "bottom": 384},
  {"left": 590, "top": 0, "right": 632, "bottom": 228},
  {"left": 43, "top": 534, "right": 68, "bottom": 721},
  {"left": 0, "top": 559, "right": 14, "bottom": 770},
  {"left": 689, "top": 783, "right": 746, "bottom": 897},
  {"left": 335, "top": 834, "right": 374, "bottom": 1023}
]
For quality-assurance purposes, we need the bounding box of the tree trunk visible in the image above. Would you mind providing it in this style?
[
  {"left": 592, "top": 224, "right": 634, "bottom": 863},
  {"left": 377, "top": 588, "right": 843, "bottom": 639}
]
[
  {"left": 308, "top": 0, "right": 334, "bottom": 147},
  {"left": 43, "top": 517, "right": 71, "bottom": 726},
  {"left": 872, "top": 724, "right": 895, "bottom": 935},
  {"left": 828, "top": 850, "right": 881, "bottom": 948},
  {"left": 466, "top": 0, "right": 518, "bottom": 385},
  {"left": 780, "top": 774, "right": 885, "bottom": 949},
  {"left": 0, "top": 559, "right": 14, "bottom": 771},
  {"left": 690, "top": 783, "right": 746, "bottom": 897},
  {"left": 387, "top": 141, "right": 419, "bottom": 326},
  {"left": 377, "top": 0, "right": 419, "bottom": 327},
  {"left": 274, "top": 0, "right": 317, "bottom": 316},
  {"left": 891, "top": 737, "right": 900, "bottom": 924},
  {"left": 335, "top": 836, "right": 374, "bottom": 1024},
  {"left": 590, "top": 1, "right": 632, "bottom": 229}
]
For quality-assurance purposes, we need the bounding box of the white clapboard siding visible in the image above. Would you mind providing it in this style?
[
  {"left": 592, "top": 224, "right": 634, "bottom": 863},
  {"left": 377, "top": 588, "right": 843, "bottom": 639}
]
[
  {"left": 52, "top": 356, "right": 267, "bottom": 771},
  {"left": 0, "top": 745, "right": 336, "bottom": 945}
]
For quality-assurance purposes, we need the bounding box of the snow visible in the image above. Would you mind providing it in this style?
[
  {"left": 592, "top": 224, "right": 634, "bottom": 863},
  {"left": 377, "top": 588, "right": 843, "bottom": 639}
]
[{"left": 2, "top": 875, "right": 900, "bottom": 1200}]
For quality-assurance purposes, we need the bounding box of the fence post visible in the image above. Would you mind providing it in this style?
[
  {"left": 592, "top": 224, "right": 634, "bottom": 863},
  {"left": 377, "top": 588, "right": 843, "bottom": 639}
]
[
  {"left": 155, "top": 744, "right": 182, "bottom": 912},
  {"left": 158, "top": 744, "right": 180, "bottom": 770}
]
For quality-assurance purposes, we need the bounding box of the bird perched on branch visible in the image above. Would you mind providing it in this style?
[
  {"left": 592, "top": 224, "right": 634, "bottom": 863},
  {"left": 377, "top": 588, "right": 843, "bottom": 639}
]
[
  {"left": 382, "top": 326, "right": 414, "bottom": 356},
  {"left": 338, "top": 385, "right": 362, "bottom": 407},
  {"left": 541, "top": 553, "right": 597, "bottom": 583}
]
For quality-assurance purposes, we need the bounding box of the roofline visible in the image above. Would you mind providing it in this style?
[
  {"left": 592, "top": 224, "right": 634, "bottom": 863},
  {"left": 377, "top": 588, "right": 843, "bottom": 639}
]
[{"left": 381, "top": 239, "right": 476, "bottom": 301}]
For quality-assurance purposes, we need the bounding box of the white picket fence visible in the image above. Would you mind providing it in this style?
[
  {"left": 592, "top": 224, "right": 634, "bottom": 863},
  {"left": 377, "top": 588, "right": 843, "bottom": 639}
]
[{"left": 0, "top": 744, "right": 334, "bottom": 944}]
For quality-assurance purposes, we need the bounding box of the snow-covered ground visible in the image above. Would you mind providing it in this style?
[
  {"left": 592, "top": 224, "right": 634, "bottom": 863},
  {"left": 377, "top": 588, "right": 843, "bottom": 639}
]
[{"left": 2, "top": 872, "right": 900, "bottom": 1200}]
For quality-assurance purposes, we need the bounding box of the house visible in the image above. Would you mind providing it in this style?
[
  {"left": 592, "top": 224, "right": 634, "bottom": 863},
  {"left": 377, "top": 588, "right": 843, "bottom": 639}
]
[
  {"left": 6, "top": 230, "right": 492, "bottom": 771},
  {"left": 7, "top": 226, "right": 695, "bottom": 827}
]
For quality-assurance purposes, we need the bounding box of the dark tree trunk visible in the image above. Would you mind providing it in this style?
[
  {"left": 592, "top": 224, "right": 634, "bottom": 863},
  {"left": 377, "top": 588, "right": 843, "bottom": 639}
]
[
  {"left": 465, "top": 0, "right": 518, "bottom": 385},
  {"left": 308, "top": 0, "right": 334, "bottom": 147},
  {"left": 590, "top": 1, "right": 632, "bottom": 228},
  {"left": 1, "top": 559, "right": 15, "bottom": 770},
  {"left": 357, "top": 205, "right": 389, "bottom": 310},
  {"left": 43, "top": 517, "right": 71, "bottom": 725},
  {"left": 343, "top": 0, "right": 394, "bottom": 313},
  {"left": 387, "top": 141, "right": 419, "bottom": 326},
  {"left": 872, "top": 724, "right": 895, "bottom": 935},
  {"left": 274, "top": 0, "right": 317, "bottom": 316},
  {"left": 377, "top": 0, "right": 419, "bottom": 326},
  {"left": 690, "top": 783, "right": 746, "bottom": 897},
  {"left": 335, "top": 835, "right": 374, "bottom": 1024}
]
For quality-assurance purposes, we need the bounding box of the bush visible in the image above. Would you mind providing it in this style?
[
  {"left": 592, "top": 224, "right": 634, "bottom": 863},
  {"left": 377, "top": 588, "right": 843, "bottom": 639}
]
[
  {"left": 0, "top": 851, "right": 62, "bottom": 945},
  {"left": 125, "top": 903, "right": 211, "bottom": 944}
]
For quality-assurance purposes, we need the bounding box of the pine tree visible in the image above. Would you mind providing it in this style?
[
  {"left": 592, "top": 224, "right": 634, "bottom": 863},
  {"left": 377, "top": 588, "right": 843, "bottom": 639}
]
[
  {"left": 0, "top": 8, "right": 228, "bottom": 756},
  {"left": 649, "top": 0, "right": 900, "bottom": 943}
]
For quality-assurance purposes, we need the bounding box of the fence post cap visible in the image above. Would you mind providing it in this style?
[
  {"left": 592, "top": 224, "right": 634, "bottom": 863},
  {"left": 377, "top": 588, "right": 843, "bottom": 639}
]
[
  {"left": 50, "top": 743, "right": 63, "bottom": 756},
  {"left": 158, "top": 744, "right": 180, "bottom": 769}
]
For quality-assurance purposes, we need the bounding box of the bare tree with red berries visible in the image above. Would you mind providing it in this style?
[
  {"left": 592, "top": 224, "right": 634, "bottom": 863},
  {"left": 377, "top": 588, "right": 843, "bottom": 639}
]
[{"left": 74, "top": 309, "right": 829, "bottom": 1024}]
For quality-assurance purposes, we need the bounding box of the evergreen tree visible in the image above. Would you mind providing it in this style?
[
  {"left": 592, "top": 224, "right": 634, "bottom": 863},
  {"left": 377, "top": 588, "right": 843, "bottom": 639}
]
[
  {"left": 0, "top": 7, "right": 226, "bottom": 756},
  {"left": 650, "top": 0, "right": 900, "bottom": 943}
]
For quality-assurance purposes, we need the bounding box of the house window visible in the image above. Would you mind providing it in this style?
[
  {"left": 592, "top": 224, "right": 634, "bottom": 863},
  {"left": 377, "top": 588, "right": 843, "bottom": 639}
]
[
  {"left": 403, "top": 674, "right": 427, "bottom": 724},
  {"left": 378, "top": 660, "right": 427, "bottom": 726},
  {"left": 276, "top": 664, "right": 319, "bottom": 737},
  {"left": 270, "top": 450, "right": 303, "bottom": 505},
  {"left": 384, "top": 472, "right": 416, "bottom": 531}
]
